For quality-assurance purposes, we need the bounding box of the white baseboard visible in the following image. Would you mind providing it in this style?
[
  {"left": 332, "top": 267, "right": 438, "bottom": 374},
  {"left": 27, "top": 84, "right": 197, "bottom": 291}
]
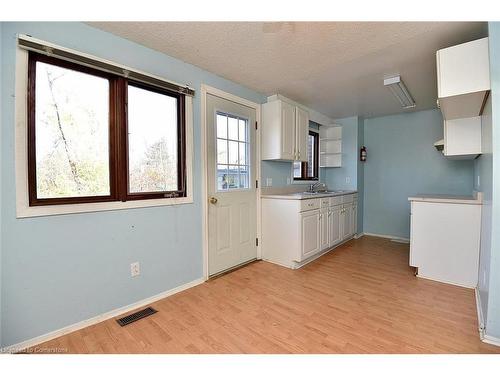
[
  {"left": 475, "top": 287, "right": 485, "bottom": 339},
  {"left": 1, "top": 277, "right": 205, "bottom": 353},
  {"left": 483, "top": 334, "right": 500, "bottom": 347},
  {"left": 474, "top": 287, "right": 500, "bottom": 347},
  {"left": 416, "top": 273, "right": 475, "bottom": 289},
  {"left": 354, "top": 233, "right": 364, "bottom": 239},
  {"left": 363, "top": 232, "right": 410, "bottom": 243}
]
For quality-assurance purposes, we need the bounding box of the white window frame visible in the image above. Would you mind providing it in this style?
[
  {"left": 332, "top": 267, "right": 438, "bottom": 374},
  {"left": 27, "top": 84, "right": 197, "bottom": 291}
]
[{"left": 14, "top": 47, "right": 194, "bottom": 218}]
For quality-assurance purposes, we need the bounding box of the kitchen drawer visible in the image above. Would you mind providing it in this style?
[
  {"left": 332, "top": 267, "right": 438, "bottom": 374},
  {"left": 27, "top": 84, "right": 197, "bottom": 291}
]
[
  {"left": 330, "top": 196, "right": 343, "bottom": 206},
  {"left": 320, "top": 198, "right": 330, "bottom": 208},
  {"left": 300, "top": 199, "right": 320, "bottom": 212}
]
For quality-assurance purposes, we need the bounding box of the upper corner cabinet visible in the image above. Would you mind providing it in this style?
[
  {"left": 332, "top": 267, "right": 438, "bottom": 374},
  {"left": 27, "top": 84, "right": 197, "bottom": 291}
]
[
  {"left": 261, "top": 99, "right": 309, "bottom": 162},
  {"left": 436, "top": 37, "right": 490, "bottom": 120}
]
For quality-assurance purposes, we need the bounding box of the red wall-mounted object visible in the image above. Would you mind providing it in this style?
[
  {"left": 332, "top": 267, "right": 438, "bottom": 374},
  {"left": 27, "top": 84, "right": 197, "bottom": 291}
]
[{"left": 360, "top": 146, "right": 367, "bottom": 162}]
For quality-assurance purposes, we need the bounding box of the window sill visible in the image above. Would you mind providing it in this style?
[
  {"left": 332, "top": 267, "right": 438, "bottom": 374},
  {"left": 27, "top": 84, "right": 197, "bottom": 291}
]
[{"left": 16, "top": 196, "right": 193, "bottom": 218}]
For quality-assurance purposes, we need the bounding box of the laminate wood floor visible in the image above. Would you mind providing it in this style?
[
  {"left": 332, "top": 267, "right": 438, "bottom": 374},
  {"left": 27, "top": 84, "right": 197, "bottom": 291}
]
[{"left": 31, "top": 236, "right": 500, "bottom": 353}]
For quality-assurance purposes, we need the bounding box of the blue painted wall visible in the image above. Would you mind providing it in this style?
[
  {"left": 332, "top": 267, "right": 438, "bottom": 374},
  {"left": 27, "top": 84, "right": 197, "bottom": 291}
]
[
  {"left": 474, "top": 96, "right": 492, "bottom": 324},
  {"left": 363, "top": 109, "right": 474, "bottom": 239},
  {"left": 483, "top": 21, "right": 500, "bottom": 339},
  {"left": 0, "top": 22, "right": 266, "bottom": 347},
  {"left": 356, "top": 117, "right": 365, "bottom": 233},
  {"left": 261, "top": 160, "right": 292, "bottom": 187},
  {"left": 0, "top": 22, "right": 3, "bottom": 347}
]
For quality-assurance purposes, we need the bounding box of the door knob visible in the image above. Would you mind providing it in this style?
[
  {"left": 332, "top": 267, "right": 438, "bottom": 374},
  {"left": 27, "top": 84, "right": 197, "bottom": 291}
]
[{"left": 209, "top": 197, "right": 218, "bottom": 204}]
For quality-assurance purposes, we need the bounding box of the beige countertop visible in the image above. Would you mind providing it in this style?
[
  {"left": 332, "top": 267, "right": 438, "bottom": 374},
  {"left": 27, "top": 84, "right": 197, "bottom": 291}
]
[
  {"left": 262, "top": 190, "right": 358, "bottom": 200},
  {"left": 408, "top": 193, "right": 482, "bottom": 205}
]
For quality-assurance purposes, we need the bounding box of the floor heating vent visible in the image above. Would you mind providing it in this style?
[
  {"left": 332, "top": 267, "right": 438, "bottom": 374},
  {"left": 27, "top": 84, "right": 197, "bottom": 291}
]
[{"left": 116, "top": 307, "right": 157, "bottom": 326}]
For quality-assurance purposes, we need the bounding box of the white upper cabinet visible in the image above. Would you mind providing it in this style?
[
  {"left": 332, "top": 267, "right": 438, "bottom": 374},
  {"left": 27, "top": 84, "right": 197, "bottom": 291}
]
[
  {"left": 437, "top": 37, "right": 490, "bottom": 120},
  {"left": 444, "top": 116, "right": 482, "bottom": 158},
  {"left": 295, "top": 106, "right": 309, "bottom": 162},
  {"left": 262, "top": 99, "right": 309, "bottom": 161}
]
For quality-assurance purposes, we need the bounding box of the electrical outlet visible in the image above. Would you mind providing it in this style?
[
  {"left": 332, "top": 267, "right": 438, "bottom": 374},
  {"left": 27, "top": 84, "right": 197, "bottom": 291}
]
[
  {"left": 130, "top": 262, "right": 140, "bottom": 277},
  {"left": 266, "top": 178, "right": 273, "bottom": 187},
  {"left": 345, "top": 176, "right": 350, "bottom": 184}
]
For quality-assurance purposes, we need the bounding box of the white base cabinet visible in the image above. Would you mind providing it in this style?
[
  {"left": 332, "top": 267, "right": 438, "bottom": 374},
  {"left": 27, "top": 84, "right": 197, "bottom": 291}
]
[
  {"left": 301, "top": 209, "right": 321, "bottom": 259},
  {"left": 262, "top": 193, "right": 358, "bottom": 269},
  {"left": 409, "top": 199, "right": 481, "bottom": 288}
]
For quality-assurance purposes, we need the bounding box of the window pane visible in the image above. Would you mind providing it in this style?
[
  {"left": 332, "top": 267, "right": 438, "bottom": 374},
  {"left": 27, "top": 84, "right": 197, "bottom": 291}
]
[
  {"left": 217, "top": 164, "right": 228, "bottom": 191},
  {"left": 239, "top": 166, "right": 248, "bottom": 188},
  {"left": 35, "top": 61, "right": 110, "bottom": 199},
  {"left": 238, "top": 119, "right": 247, "bottom": 142},
  {"left": 239, "top": 142, "right": 247, "bottom": 165},
  {"left": 217, "top": 139, "right": 228, "bottom": 164},
  {"left": 216, "top": 114, "right": 227, "bottom": 139},
  {"left": 228, "top": 140, "right": 239, "bottom": 165},
  {"left": 308, "top": 134, "right": 315, "bottom": 177},
  {"left": 228, "top": 117, "right": 238, "bottom": 140},
  {"left": 293, "top": 161, "right": 302, "bottom": 178},
  {"left": 128, "top": 85, "right": 178, "bottom": 193},
  {"left": 227, "top": 174, "right": 239, "bottom": 189}
]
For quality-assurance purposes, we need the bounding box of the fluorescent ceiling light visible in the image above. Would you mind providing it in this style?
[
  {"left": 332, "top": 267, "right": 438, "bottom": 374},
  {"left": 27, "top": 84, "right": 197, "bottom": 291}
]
[{"left": 384, "top": 75, "right": 416, "bottom": 109}]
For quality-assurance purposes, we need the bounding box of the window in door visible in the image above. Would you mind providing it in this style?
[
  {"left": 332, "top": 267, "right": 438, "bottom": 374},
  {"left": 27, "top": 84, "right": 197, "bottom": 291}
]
[
  {"left": 293, "top": 130, "right": 319, "bottom": 180},
  {"left": 216, "top": 112, "right": 249, "bottom": 191}
]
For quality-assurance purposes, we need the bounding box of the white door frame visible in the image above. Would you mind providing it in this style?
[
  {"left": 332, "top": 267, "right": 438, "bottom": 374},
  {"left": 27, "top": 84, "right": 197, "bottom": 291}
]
[{"left": 201, "top": 84, "right": 262, "bottom": 280}]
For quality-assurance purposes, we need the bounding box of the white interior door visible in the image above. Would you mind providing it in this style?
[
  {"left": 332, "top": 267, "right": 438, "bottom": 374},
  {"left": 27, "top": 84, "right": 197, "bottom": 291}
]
[{"left": 206, "top": 93, "right": 257, "bottom": 276}]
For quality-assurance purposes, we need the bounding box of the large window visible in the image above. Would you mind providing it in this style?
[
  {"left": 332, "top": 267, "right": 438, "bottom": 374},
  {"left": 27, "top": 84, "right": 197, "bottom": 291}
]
[
  {"left": 28, "top": 52, "right": 186, "bottom": 206},
  {"left": 293, "top": 131, "right": 319, "bottom": 181}
]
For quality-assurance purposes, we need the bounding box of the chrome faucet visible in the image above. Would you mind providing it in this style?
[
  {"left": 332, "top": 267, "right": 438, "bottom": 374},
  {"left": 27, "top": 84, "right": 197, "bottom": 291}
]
[{"left": 309, "top": 182, "right": 325, "bottom": 193}]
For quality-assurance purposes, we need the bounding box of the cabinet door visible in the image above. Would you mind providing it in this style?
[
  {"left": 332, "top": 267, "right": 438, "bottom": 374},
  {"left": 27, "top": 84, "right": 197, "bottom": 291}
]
[
  {"left": 319, "top": 208, "right": 330, "bottom": 250},
  {"left": 437, "top": 37, "right": 490, "bottom": 99},
  {"left": 281, "top": 101, "right": 296, "bottom": 160},
  {"left": 329, "top": 206, "right": 342, "bottom": 247},
  {"left": 444, "top": 117, "right": 482, "bottom": 156},
  {"left": 351, "top": 204, "right": 357, "bottom": 237},
  {"left": 342, "top": 204, "right": 352, "bottom": 240},
  {"left": 300, "top": 210, "right": 320, "bottom": 260},
  {"left": 295, "top": 106, "right": 309, "bottom": 162}
]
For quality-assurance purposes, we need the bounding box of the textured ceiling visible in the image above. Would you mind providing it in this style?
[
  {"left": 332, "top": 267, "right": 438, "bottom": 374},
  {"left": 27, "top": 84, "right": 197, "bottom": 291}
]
[{"left": 88, "top": 22, "right": 487, "bottom": 119}]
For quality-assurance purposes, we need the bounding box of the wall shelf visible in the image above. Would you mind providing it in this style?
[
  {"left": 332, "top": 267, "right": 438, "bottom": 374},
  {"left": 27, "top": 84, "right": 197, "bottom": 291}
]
[{"left": 319, "top": 125, "right": 342, "bottom": 168}]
